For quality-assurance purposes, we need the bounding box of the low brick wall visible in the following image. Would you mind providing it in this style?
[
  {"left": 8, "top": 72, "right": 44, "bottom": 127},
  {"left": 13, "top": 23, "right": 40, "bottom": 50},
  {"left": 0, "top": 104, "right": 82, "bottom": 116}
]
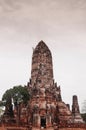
[
  {"left": 6, "top": 127, "right": 28, "bottom": 130},
  {"left": 59, "top": 128, "right": 86, "bottom": 130},
  {"left": 0, "top": 127, "right": 29, "bottom": 130},
  {"left": 58, "top": 123, "right": 86, "bottom": 129}
]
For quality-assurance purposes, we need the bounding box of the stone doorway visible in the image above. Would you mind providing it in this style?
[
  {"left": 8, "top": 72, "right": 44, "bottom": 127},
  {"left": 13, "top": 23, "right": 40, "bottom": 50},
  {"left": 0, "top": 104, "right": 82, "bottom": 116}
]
[{"left": 41, "top": 116, "right": 46, "bottom": 128}]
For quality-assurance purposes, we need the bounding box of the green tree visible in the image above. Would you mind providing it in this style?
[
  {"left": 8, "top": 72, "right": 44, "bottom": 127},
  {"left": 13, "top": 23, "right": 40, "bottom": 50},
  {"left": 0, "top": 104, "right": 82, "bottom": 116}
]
[
  {"left": 2, "top": 85, "right": 30, "bottom": 106},
  {"left": 81, "top": 113, "right": 86, "bottom": 123},
  {"left": 82, "top": 100, "right": 86, "bottom": 113},
  {"left": 81, "top": 100, "right": 86, "bottom": 123}
]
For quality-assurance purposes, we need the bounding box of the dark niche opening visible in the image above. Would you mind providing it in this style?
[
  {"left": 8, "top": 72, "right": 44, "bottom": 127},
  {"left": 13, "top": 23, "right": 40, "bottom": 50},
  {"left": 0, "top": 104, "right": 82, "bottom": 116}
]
[{"left": 41, "top": 116, "right": 46, "bottom": 128}]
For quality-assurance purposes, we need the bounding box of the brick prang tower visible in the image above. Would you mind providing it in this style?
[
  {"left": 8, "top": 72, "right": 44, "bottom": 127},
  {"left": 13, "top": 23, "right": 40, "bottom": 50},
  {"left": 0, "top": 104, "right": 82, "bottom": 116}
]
[{"left": 26, "top": 41, "right": 83, "bottom": 129}]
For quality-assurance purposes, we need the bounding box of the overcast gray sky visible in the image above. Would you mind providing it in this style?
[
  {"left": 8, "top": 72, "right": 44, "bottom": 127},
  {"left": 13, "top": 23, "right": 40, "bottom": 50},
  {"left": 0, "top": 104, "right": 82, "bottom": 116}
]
[{"left": 0, "top": 0, "right": 86, "bottom": 111}]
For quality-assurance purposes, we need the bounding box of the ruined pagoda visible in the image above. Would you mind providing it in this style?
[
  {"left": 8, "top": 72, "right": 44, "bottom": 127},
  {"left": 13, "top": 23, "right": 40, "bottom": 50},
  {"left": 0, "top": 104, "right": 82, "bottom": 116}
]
[
  {"left": 26, "top": 41, "right": 83, "bottom": 128},
  {"left": 2, "top": 41, "right": 84, "bottom": 130}
]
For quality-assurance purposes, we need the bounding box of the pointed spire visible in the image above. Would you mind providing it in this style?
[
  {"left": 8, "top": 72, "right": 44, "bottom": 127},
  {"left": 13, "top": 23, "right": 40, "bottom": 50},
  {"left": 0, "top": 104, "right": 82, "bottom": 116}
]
[
  {"left": 72, "top": 95, "right": 83, "bottom": 123},
  {"left": 37, "top": 40, "right": 47, "bottom": 47},
  {"left": 34, "top": 40, "right": 51, "bottom": 54},
  {"left": 31, "top": 41, "right": 53, "bottom": 86}
]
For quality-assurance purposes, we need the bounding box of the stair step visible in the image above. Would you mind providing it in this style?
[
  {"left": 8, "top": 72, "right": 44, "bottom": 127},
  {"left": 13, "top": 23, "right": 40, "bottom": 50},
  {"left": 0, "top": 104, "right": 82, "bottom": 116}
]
[{"left": 32, "top": 127, "right": 54, "bottom": 130}]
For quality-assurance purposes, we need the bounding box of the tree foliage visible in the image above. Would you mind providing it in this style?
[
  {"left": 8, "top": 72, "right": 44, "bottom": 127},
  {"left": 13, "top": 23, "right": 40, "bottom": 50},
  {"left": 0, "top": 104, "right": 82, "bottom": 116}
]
[
  {"left": 81, "top": 100, "right": 86, "bottom": 123},
  {"left": 81, "top": 113, "right": 86, "bottom": 123},
  {"left": 82, "top": 100, "right": 86, "bottom": 113},
  {"left": 2, "top": 85, "right": 30, "bottom": 106}
]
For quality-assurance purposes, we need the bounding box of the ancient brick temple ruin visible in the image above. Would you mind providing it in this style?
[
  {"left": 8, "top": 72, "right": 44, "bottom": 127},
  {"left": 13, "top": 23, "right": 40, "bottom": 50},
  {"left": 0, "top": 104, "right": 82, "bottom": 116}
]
[
  {"left": 1, "top": 41, "right": 85, "bottom": 130},
  {"left": 26, "top": 41, "right": 83, "bottom": 128}
]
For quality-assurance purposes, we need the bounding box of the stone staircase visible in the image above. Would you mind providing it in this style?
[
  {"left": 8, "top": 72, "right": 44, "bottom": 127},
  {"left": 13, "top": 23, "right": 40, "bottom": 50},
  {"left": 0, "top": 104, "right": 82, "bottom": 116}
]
[
  {"left": 46, "top": 127, "right": 54, "bottom": 130},
  {"left": 32, "top": 127, "right": 54, "bottom": 130}
]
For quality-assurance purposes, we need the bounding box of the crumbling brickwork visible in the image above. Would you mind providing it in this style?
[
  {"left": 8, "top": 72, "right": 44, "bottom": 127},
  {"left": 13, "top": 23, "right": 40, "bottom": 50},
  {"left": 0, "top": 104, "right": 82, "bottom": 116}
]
[
  {"left": 2, "top": 41, "right": 84, "bottom": 130},
  {"left": 26, "top": 41, "right": 84, "bottom": 129}
]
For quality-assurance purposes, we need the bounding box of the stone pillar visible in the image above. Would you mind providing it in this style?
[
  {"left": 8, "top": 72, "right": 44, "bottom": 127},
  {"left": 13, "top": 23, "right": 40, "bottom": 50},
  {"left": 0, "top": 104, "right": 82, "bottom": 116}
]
[
  {"left": 33, "top": 114, "right": 39, "bottom": 127},
  {"left": 72, "top": 95, "right": 80, "bottom": 114},
  {"left": 72, "top": 95, "right": 83, "bottom": 123},
  {"left": 46, "top": 115, "right": 52, "bottom": 127}
]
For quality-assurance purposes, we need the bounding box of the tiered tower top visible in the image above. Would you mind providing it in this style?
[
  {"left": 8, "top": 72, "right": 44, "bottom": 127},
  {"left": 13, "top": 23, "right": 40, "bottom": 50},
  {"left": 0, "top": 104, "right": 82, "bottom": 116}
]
[{"left": 31, "top": 41, "right": 53, "bottom": 87}]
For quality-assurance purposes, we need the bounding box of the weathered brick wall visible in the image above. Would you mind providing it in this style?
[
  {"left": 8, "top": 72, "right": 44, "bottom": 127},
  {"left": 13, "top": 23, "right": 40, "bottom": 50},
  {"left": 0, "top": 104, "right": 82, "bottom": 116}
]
[
  {"left": 31, "top": 41, "right": 54, "bottom": 87},
  {"left": 59, "top": 128, "right": 86, "bottom": 130}
]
